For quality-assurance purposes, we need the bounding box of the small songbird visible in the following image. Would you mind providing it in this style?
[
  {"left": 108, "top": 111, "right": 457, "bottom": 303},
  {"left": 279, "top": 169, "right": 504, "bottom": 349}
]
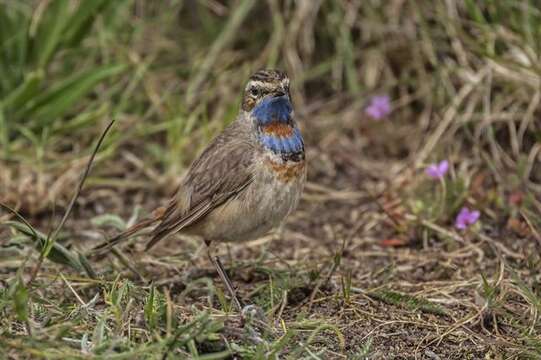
[{"left": 93, "top": 69, "right": 306, "bottom": 310}]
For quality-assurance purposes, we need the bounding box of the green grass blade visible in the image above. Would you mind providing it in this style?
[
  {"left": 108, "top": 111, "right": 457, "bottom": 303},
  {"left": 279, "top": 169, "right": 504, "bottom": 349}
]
[
  {"left": 464, "top": 0, "right": 487, "bottom": 24},
  {"left": 369, "top": 289, "right": 449, "bottom": 316},
  {"left": 32, "top": 0, "right": 71, "bottom": 69},
  {"left": 2, "top": 70, "right": 43, "bottom": 111},
  {"left": 0, "top": 5, "right": 30, "bottom": 93},
  {"left": 24, "top": 64, "right": 127, "bottom": 124},
  {"left": 10, "top": 277, "right": 29, "bottom": 322},
  {"left": 61, "top": 0, "right": 110, "bottom": 47},
  {"left": 0, "top": 105, "right": 6, "bottom": 154},
  {"left": 4, "top": 221, "right": 83, "bottom": 272}
]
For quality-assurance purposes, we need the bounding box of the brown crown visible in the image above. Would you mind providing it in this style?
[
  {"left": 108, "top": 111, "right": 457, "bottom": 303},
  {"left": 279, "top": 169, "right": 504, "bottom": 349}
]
[{"left": 249, "top": 69, "right": 288, "bottom": 83}]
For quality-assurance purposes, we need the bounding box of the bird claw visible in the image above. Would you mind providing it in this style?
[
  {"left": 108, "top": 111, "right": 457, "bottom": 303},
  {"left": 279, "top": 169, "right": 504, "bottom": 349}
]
[
  {"left": 240, "top": 304, "right": 269, "bottom": 344},
  {"left": 241, "top": 304, "right": 268, "bottom": 326}
]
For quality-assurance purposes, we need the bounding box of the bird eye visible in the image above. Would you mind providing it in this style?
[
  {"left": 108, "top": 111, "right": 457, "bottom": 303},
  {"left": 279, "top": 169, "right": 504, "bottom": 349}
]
[{"left": 250, "top": 87, "right": 260, "bottom": 97}]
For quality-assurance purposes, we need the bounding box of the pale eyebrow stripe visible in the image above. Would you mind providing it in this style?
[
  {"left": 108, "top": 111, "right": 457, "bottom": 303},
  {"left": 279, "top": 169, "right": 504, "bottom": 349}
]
[{"left": 246, "top": 80, "right": 279, "bottom": 90}]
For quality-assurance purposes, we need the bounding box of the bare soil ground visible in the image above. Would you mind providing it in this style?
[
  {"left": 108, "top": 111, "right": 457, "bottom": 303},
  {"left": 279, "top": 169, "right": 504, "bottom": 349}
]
[{"left": 3, "top": 98, "right": 539, "bottom": 359}]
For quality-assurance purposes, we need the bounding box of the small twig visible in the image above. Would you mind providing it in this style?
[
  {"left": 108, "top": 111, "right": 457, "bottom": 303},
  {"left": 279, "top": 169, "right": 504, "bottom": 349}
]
[
  {"left": 416, "top": 67, "right": 488, "bottom": 166},
  {"left": 520, "top": 209, "right": 541, "bottom": 247},
  {"left": 276, "top": 289, "right": 288, "bottom": 321},
  {"left": 60, "top": 273, "right": 85, "bottom": 306},
  {"left": 27, "top": 120, "right": 115, "bottom": 286},
  {"left": 363, "top": 186, "right": 403, "bottom": 230},
  {"left": 417, "top": 218, "right": 465, "bottom": 243}
]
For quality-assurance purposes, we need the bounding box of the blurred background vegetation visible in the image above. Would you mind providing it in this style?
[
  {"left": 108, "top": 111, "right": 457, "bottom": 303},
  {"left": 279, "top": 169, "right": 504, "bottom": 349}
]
[
  {"left": 1, "top": 0, "right": 539, "bottom": 213},
  {"left": 1, "top": 0, "right": 541, "bottom": 358}
]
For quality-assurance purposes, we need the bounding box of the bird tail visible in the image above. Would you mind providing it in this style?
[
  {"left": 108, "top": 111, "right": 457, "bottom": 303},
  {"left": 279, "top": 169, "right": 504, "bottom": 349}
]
[
  {"left": 90, "top": 207, "right": 165, "bottom": 255},
  {"left": 144, "top": 229, "right": 169, "bottom": 251}
]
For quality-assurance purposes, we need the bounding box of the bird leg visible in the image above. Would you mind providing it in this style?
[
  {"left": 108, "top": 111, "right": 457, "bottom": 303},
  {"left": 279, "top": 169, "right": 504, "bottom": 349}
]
[
  {"left": 206, "top": 244, "right": 244, "bottom": 312},
  {"left": 205, "top": 242, "right": 270, "bottom": 340}
]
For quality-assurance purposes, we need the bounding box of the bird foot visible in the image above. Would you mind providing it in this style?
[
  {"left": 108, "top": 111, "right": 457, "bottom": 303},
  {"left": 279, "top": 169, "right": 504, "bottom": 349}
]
[
  {"left": 241, "top": 304, "right": 267, "bottom": 324},
  {"left": 240, "top": 304, "right": 269, "bottom": 344}
]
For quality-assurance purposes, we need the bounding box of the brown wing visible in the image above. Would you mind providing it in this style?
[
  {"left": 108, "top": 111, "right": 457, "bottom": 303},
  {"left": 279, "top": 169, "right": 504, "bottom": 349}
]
[{"left": 145, "top": 121, "right": 255, "bottom": 250}]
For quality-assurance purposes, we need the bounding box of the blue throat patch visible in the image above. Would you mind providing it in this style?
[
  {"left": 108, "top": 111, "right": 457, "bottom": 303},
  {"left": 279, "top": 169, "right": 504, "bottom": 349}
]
[
  {"left": 251, "top": 96, "right": 303, "bottom": 156},
  {"left": 252, "top": 96, "right": 292, "bottom": 125},
  {"left": 259, "top": 127, "right": 304, "bottom": 155}
]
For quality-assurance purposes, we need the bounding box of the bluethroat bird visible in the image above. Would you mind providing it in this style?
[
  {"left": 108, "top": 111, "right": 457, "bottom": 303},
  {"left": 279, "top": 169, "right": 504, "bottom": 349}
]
[{"left": 93, "top": 69, "right": 306, "bottom": 311}]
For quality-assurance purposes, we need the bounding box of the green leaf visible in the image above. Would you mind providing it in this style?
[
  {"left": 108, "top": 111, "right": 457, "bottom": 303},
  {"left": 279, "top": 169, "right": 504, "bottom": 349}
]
[
  {"left": 0, "top": 106, "right": 6, "bottom": 153},
  {"left": 511, "top": 271, "right": 541, "bottom": 312},
  {"left": 267, "top": 328, "right": 296, "bottom": 357},
  {"left": 92, "top": 314, "right": 107, "bottom": 348},
  {"left": 24, "top": 64, "right": 127, "bottom": 125},
  {"left": 111, "top": 280, "right": 129, "bottom": 307},
  {"left": 10, "top": 277, "right": 29, "bottom": 322},
  {"left": 194, "top": 350, "right": 234, "bottom": 360},
  {"left": 464, "top": 0, "right": 487, "bottom": 24},
  {"left": 32, "top": 0, "right": 71, "bottom": 68},
  {"left": 368, "top": 289, "right": 448, "bottom": 316},
  {"left": 78, "top": 252, "right": 97, "bottom": 279},
  {"left": 5, "top": 221, "right": 83, "bottom": 272},
  {"left": 52, "top": 103, "right": 109, "bottom": 133},
  {"left": 62, "top": 0, "right": 110, "bottom": 47},
  {"left": 0, "top": 5, "right": 30, "bottom": 92},
  {"left": 91, "top": 214, "right": 127, "bottom": 231},
  {"left": 144, "top": 284, "right": 157, "bottom": 329},
  {"left": 2, "top": 70, "right": 43, "bottom": 111}
]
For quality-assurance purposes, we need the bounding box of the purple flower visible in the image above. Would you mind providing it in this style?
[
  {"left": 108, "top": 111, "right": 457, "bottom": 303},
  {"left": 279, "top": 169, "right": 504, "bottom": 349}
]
[
  {"left": 425, "top": 160, "right": 449, "bottom": 179},
  {"left": 365, "top": 95, "right": 391, "bottom": 120},
  {"left": 455, "top": 207, "right": 480, "bottom": 230}
]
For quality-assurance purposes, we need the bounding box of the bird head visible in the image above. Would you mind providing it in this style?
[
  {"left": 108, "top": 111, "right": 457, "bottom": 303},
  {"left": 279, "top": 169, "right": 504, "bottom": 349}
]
[{"left": 242, "top": 69, "right": 292, "bottom": 126}]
